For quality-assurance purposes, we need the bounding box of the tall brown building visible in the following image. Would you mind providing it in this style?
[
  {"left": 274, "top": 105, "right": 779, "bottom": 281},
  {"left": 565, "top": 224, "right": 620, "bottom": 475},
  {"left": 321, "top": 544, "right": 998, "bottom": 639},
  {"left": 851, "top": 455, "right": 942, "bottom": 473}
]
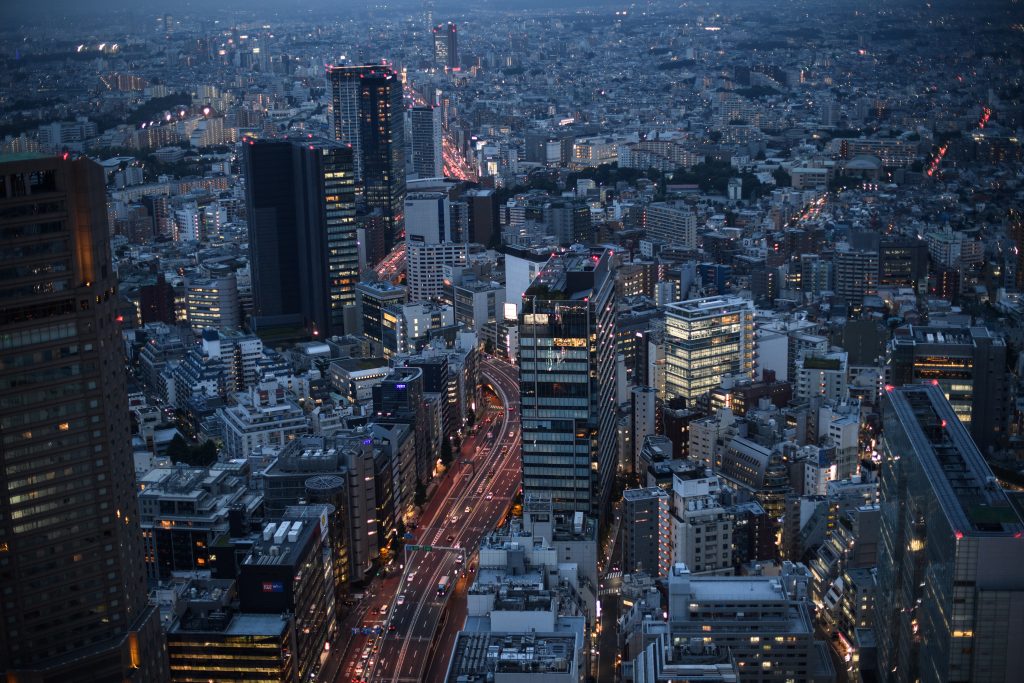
[{"left": 0, "top": 155, "right": 167, "bottom": 681}]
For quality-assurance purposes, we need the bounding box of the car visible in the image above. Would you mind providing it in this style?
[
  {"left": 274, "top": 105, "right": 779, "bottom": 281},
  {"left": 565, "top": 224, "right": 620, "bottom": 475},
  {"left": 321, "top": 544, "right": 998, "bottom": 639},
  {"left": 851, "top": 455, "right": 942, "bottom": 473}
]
[
  {"left": 464, "top": 505, "right": 471, "bottom": 513},
  {"left": 509, "top": 431, "right": 514, "bottom": 437},
  {"left": 408, "top": 570, "right": 417, "bottom": 579},
  {"left": 388, "top": 624, "right": 397, "bottom": 632},
  {"left": 447, "top": 534, "right": 455, "bottom": 543},
  {"left": 379, "top": 605, "right": 388, "bottom": 614},
  {"left": 486, "top": 492, "right": 494, "bottom": 500},
  {"left": 396, "top": 594, "right": 406, "bottom": 605}
]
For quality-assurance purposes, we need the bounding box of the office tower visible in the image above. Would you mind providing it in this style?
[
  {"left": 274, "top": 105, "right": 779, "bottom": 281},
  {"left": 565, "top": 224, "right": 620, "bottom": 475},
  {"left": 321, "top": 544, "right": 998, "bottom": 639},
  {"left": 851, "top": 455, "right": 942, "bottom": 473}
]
[
  {"left": 665, "top": 563, "right": 835, "bottom": 681},
  {"left": 406, "top": 241, "right": 467, "bottom": 303},
  {"left": 878, "top": 237, "right": 928, "bottom": 290},
  {"left": 243, "top": 137, "right": 358, "bottom": 337},
  {"left": 622, "top": 487, "right": 672, "bottom": 577},
  {"left": 877, "top": 385, "right": 1024, "bottom": 683},
  {"left": 405, "top": 191, "right": 452, "bottom": 243},
  {"left": 240, "top": 516, "right": 334, "bottom": 683},
  {"left": 355, "top": 280, "right": 407, "bottom": 349},
  {"left": 545, "top": 199, "right": 592, "bottom": 245},
  {"left": 410, "top": 106, "right": 443, "bottom": 178},
  {"left": 465, "top": 188, "right": 498, "bottom": 245},
  {"left": 887, "top": 324, "right": 1008, "bottom": 454},
  {"left": 433, "top": 22, "right": 458, "bottom": 69},
  {"left": 0, "top": 155, "right": 166, "bottom": 680},
  {"left": 373, "top": 367, "right": 430, "bottom": 485},
  {"left": 184, "top": 275, "right": 240, "bottom": 332},
  {"left": 519, "top": 247, "right": 617, "bottom": 519},
  {"left": 327, "top": 64, "right": 405, "bottom": 251},
  {"left": 664, "top": 296, "right": 756, "bottom": 405}
]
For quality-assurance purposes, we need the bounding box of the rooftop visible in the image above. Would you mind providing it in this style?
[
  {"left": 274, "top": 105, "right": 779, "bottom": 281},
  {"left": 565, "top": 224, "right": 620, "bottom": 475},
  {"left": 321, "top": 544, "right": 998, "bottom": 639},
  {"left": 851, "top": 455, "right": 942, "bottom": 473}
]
[{"left": 885, "top": 384, "right": 1023, "bottom": 535}]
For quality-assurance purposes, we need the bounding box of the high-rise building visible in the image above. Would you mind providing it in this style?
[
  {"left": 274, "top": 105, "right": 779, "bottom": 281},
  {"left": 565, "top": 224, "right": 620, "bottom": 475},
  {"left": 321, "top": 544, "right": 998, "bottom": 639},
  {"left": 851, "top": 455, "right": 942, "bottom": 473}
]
[
  {"left": 0, "top": 154, "right": 166, "bottom": 680},
  {"left": 328, "top": 64, "right": 406, "bottom": 251},
  {"left": 355, "top": 280, "right": 407, "bottom": 351},
  {"left": 643, "top": 202, "right": 697, "bottom": 249},
  {"left": 519, "top": 247, "right": 617, "bottom": 519},
  {"left": 622, "top": 487, "right": 672, "bottom": 577},
  {"left": 664, "top": 296, "right": 756, "bottom": 405},
  {"left": 877, "top": 384, "right": 1024, "bottom": 683},
  {"left": 243, "top": 137, "right": 358, "bottom": 337},
  {"left": 409, "top": 106, "right": 443, "bottom": 178},
  {"left": 887, "top": 324, "right": 1008, "bottom": 454},
  {"left": 432, "top": 22, "right": 458, "bottom": 70},
  {"left": 184, "top": 275, "right": 240, "bottom": 332}
]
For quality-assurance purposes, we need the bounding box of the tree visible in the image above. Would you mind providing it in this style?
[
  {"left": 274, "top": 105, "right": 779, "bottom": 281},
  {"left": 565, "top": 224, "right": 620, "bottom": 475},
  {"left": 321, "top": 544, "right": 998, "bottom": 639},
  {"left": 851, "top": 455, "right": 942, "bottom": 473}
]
[
  {"left": 167, "top": 434, "right": 191, "bottom": 463},
  {"left": 483, "top": 339, "right": 495, "bottom": 355},
  {"left": 773, "top": 167, "right": 792, "bottom": 187},
  {"left": 414, "top": 480, "right": 428, "bottom": 507}
]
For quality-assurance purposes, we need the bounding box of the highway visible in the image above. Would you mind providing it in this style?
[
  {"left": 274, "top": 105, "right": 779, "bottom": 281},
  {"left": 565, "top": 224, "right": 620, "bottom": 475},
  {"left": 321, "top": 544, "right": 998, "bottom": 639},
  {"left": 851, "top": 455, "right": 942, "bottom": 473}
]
[
  {"left": 372, "top": 242, "right": 406, "bottom": 284},
  {"left": 340, "top": 356, "right": 520, "bottom": 683}
]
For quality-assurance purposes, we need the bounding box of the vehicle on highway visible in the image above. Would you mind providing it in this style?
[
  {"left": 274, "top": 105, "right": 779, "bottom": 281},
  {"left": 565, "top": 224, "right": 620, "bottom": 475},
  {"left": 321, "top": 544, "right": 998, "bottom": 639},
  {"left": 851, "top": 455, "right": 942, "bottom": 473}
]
[
  {"left": 464, "top": 505, "right": 471, "bottom": 513},
  {"left": 486, "top": 492, "right": 494, "bottom": 500},
  {"left": 455, "top": 554, "right": 464, "bottom": 566},
  {"left": 396, "top": 594, "right": 405, "bottom": 605},
  {"left": 379, "top": 605, "right": 388, "bottom": 614},
  {"left": 437, "top": 575, "right": 450, "bottom": 595},
  {"left": 447, "top": 534, "right": 455, "bottom": 543}
]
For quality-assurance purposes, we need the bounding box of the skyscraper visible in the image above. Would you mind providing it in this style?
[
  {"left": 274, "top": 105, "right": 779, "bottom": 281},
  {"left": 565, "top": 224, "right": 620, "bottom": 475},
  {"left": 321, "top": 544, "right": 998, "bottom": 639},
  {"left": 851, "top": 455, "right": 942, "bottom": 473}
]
[
  {"left": 518, "top": 247, "right": 617, "bottom": 520},
  {"left": 409, "top": 106, "right": 443, "bottom": 179},
  {"left": 876, "top": 384, "right": 1024, "bottom": 682},
  {"left": 664, "top": 296, "right": 756, "bottom": 405},
  {"left": 328, "top": 64, "right": 406, "bottom": 252},
  {"left": 432, "top": 22, "right": 458, "bottom": 70},
  {"left": 243, "top": 137, "right": 358, "bottom": 337},
  {"left": 0, "top": 154, "right": 166, "bottom": 680},
  {"left": 887, "top": 324, "right": 1008, "bottom": 454}
]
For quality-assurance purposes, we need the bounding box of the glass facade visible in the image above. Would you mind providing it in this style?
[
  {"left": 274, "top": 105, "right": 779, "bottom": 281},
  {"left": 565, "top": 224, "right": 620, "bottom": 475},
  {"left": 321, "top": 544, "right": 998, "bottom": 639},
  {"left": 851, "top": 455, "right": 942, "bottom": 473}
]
[
  {"left": 664, "top": 296, "right": 756, "bottom": 404},
  {"left": 877, "top": 385, "right": 1024, "bottom": 683},
  {"left": 0, "top": 156, "right": 165, "bottom": 678}
]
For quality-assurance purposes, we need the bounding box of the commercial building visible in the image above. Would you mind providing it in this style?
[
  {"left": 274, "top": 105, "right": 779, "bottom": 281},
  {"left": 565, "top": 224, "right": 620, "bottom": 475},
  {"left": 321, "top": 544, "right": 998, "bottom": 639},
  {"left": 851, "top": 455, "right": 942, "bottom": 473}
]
[
  {"left": 138, "top": 462, "right": 262, "bottom": 580},
  {"left": 519, "top": 247, "right": 618, "bottom": 519},
  {"left": 664, "top": 563, "right": 835, "bottom": 682},
  {"left": 406, "top": 241, "right": 467, "bottom": 302},
  {"left": 0, "top": 154, "right": 166, "bottom": 680},
  {"left": 328, "top": 64, "right": 405, "bottom": 251},
  {"left": 876, "top": 384, "right": 1024, "bottom": 683},
  {"left": 665, "top": 296, "right": 756, "bottom": 405},
  {"left": 887, "top": 325, "right": 1008, "bottom": 453},
  {"left": 433, "top": 22, "right": 459, "bottom": 69},
  {"left": 670, "top": 472, "right": 734, "bottom": 575},
  {"left": 239, "top": 515, "right": 335, "bottom": 683},
  {"left": 354, "top": 280, "right": 406, "bottom": 351},
  {"left": 184, "top": 275, "right": 240, "bottom": 332},
  {"left": 165, "top": 579, "right": 299, "bottom": 682},
  {"left": 622, "top": 487, "right": 673, "bottom": 577},
  {"left": 409, "top": 106, "right": 443, "bottom": 178},
  {"left": 217, "top": 376, "right": 309, "bottom": 459},
  {"left": 243, "top": 138, "right": 358, "bottom": 336}
]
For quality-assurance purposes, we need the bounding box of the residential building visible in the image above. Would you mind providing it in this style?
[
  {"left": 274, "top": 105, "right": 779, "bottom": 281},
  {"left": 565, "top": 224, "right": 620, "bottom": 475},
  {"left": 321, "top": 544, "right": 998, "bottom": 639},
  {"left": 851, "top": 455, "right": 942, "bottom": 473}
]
[{"left": 623, "top": 487, "right": 673, "bottom": 577}]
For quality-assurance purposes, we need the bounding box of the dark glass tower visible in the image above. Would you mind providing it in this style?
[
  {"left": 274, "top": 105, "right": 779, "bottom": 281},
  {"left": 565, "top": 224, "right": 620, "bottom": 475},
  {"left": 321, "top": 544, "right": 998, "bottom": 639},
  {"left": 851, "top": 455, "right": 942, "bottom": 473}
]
[
  {"left": 432, "top": 22, "right": 458, "bottom": 70},
  {"left": 518, "top": 248, "right": 617, "bottom": 522},
  {"left": 243, "top": 138, "right": 357, "bottom": 337},
  {"left": 327, "top": 64, "right": 406, "bottom": 252},
  {"left": 0, "top": 154, "right": 167, "bottom": 680}
]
